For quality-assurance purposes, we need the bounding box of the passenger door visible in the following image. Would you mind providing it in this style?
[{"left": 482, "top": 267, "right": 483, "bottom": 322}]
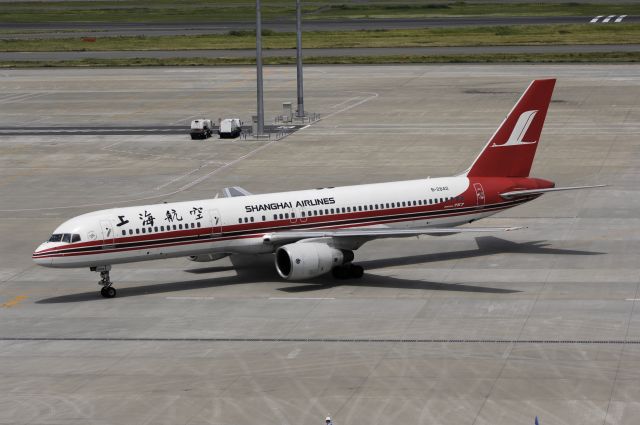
[
  {"left": 473, "top": 183, "right": 486, "bottom": 206},
  {"left": 100, "top": 220, "right": 115, "bottom": 249},
  {"left": 208, "top": 209, "right": 222, "bottom": 236}
]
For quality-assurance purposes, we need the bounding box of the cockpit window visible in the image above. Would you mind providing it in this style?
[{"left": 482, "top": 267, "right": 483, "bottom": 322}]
[
  {"left": 62, "top": 233, "right": 71, "bottom": 243},
  {"left": 48, "top": 234, "right": 63, "bottom": 242},
  {"left": 72, "top": 234, "right": 81, "bottom": 243}
]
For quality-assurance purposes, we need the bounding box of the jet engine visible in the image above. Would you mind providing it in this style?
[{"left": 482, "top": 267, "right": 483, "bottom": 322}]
[
  {"left": 275, "top": 242, "right": 354, "bottom": 280},
  {"left": 188, "top": 253, "right": 228, "bottom": 262}
]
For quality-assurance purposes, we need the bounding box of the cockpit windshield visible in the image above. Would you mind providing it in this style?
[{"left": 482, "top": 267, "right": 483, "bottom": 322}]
[{"left": 48, "top": 233, "right": 81, "bottom": 243}]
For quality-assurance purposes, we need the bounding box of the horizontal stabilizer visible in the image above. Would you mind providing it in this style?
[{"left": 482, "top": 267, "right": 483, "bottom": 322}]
[
  {"left": 500, "top": 185, "right": 606, "bottom": 199},
  {"left": 264, "top": 226, "right": 522, "bottom": 244},
  {"left": 222, "top": 186, "right": 253, "bottom": 198}
]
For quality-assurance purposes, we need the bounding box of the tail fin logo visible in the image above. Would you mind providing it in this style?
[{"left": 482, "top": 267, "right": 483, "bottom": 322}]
[{"left": 492, "top": 110, "right": 538, "bottom": 147}]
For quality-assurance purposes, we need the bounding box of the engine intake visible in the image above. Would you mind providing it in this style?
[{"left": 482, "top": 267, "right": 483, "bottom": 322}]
[{"left": 275, "top": 242, "right": 353, "bottom": 280}]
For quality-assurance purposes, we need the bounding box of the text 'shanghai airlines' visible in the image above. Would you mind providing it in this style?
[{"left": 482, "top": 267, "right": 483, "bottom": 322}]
[{"left": 33, "top": 79, "right": 604, "bottom": 298}]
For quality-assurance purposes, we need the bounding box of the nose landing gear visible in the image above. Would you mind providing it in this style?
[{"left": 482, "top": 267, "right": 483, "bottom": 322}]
[{"left": 91, "top": 265, "right": 116, "bottom": 298}]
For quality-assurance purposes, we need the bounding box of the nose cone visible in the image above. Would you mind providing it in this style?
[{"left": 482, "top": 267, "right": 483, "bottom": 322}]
[{"left": 32, "top": 243, "right": 53, "bottom": 267}]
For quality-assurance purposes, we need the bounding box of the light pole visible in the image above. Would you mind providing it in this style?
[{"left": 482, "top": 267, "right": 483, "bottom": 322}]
[
  {"left": 256, "top": 0, "right": 264, "bottom": 135},
  {"left": 295, "top": 0, "right": 304, "bottom": 118}
]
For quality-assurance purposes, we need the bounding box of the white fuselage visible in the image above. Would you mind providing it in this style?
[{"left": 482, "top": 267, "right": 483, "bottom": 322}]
[{"left": 32, "top": 176, "right": 511, "bottom": 268}]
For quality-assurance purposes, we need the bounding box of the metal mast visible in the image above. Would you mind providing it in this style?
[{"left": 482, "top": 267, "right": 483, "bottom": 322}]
[
  {"left": 255, "top": 0, "right": 264, "bottom": 135},
  {"left": 295, "top": 0, "right": 304, "bottom": 117}
]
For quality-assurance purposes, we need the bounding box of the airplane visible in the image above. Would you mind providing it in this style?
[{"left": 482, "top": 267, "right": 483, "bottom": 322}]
[{"left": 33, "top": 78, "right": 603, "bottom": 298}]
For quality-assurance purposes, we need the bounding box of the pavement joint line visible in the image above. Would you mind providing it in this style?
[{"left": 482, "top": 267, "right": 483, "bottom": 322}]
[{"left": 1, "top": 337, "right": 640, "bottom": 344}]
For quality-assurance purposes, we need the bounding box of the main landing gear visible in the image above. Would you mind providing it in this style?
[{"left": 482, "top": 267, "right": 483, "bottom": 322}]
[
  {"left": 332, "top": 263, "right": 364, "bottom": 280},
  {"left": 91, "top": 265, "right": 116, "bottom": 298}
]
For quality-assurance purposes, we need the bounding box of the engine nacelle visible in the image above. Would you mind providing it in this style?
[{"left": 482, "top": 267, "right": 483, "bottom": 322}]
[
  {"left": 275, "top": 242, "right": 353, "bottom": 280},
  {"left": 188, "top": 253, "right": 228, "bottom": 262}
]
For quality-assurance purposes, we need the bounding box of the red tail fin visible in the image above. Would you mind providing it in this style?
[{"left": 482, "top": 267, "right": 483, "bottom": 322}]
[{"left": 465, "top": 79, "right": 556, "bottom": 177}]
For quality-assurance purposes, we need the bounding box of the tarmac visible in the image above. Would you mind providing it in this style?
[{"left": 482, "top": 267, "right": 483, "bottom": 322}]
[{"left": 0, "top": 64, "right": 639, "bottom": 425}]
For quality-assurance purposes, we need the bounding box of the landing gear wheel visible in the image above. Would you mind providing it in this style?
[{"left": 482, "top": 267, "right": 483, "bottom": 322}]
[
  {"left": 349, "top": 264, "right": 364, "bottom": 279},
  {"left": 332, "top": 264, "right": 364, "bottom": 279},
  {"left": 100, "top": 286, "right": 116, "bottom": 298},
  {"left": 332, "top": 266, "right": 350, "bottom": 280}
]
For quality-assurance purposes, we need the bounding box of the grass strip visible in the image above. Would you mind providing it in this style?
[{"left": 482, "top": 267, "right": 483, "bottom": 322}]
[
  {"left": 1, "top": 2, "right": 639, "bottom": 23},
  {"left": 1, "top": 24, "right": 639, "bottom": 52},
  {"left": 1, "top": 52, "right": 638, "bottom": 68}
]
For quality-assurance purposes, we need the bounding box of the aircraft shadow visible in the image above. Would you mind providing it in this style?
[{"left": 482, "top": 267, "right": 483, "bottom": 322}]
[
  {"left": 36, "top": 237, "right": 601, "bottom": 303},
  {"left": 358, "top": 236, "right": 603, "bottom": 271},
  {"left": 278, "top": 274, "right": 518, "bottom": 294}
]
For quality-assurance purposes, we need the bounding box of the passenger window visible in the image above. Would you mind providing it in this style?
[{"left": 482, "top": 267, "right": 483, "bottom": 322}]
[
  {"left": 274, "top": 214, "right": 278, "bottom": 220},
  {"left": 129, "top": 229, "right": 133, "bottom": 235},
  {"left": 136, "top": 229, "right": 140, "bottom": 234},
  {"left": 330, "top": 209, "right": 334, "bottom": 214},
  {"left": 154, "top": 226, "right": 158, "bottom": 232},
  {"left": 190, "top": 223, "right": 195, "bottom": 228},
  {"left": 347, "top": 207, "right": 351, "bottom": 212},
  {"left": 363, "top": 205, "right": 368, "bottom": 211},
  {"left": 122, "top": 230, "right": 126, "bottom": 236},
  {"left": 342, "top": 208, "right": 346, "bottom": 213},
  {"left": 148, "top": 228, "right": 152, "bottom": 233},
  {"left": 250, "top": 217, "right": 254, "bottom": 223},
  {"left": 173, "top": 225, "right": 177, "bottom": 230},
  {"left": 279, "top": 214, "right": 283, "bottom": 219},
  {"left": 142, "top": 228, "right": 146, "bottom": 234},
  {"left": 369, "top": 205, "right": 373, "bottom": 210},
  {"left": 285, "top": 213, "right": 289, "bottom": 219},
  {"left": 292, "top": 213, "right": 295, "bottom": 218},
  {"left": 179, "top": 224, "right": 183, "bottom": 229},
  {"left": 325, "top": 209, "right": 329, "bottom": 214},
  {"left": 302, "top": 211, "right": 306, "bottom": 217},
  {"left": 358, "top": 206, "right": 362, "bottom": 211},
  {"left": 262, "top": 216, "right": 266, "bottom": 221},
  {"left": 72, "top": 234, "right": 81, "bottom": 242},
  {"left": 243, "top": 217, "right": 248, "bottom": 223},
  {"left": 197, "top": 222, "right": 201, "bottom": 227},
  {"left": 62, "top": 234, "right": 71, "bottom": 243}
]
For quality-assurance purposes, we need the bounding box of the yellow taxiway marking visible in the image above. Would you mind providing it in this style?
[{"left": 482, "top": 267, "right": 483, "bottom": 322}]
[{"left": 2, "top": 296, "right": 27, "bottom": 308}]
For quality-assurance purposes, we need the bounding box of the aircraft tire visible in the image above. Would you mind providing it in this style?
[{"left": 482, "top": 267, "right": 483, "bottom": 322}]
[
  {"left": 349, "top": 265, "right": 364, "bottom": 279},
  {"left": 332, "top": 266, "right": 350, "bottom": 280},
  {"left": 101, "top": 286, "right": 117, "bottom": 298}
]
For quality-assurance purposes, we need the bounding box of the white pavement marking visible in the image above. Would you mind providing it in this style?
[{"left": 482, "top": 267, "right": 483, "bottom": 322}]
[
  {"left": 625, "top": 299, "right": 640, "bottom": 301},
  {"left": 615, "top": 15, "right": 627, "bottom": 23},
  {"left": 286, "top": 348, "right": 301, "bottom": 359},
  {"left": 602, "top": 15, "right": 616, "bottom": 23},
  {"left": 269, "top": 297, "right": 335, "bottom": 300},
  {"left": 590, "top": 15, "right": 603, "bottom": 23}
]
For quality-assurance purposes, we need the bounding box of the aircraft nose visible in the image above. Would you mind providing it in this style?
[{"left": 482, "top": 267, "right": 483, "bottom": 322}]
[{"left": 32, "top": 243, "right": 52, "bottom": 267}]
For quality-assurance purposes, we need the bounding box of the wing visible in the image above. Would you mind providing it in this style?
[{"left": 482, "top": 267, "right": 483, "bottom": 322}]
[
  {"left": 500, "top": 184, "right": 606, "bottom": 199},
  {"left": 263, "top": 226, "right": 522, "bottom": 246},
  {"left": 222, "top": 186, "right": 253, "bottom": 197}
]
